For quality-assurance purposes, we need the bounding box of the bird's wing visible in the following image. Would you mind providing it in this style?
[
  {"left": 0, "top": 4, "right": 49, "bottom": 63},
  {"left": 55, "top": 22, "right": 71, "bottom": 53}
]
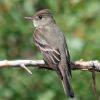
[{"left": 34, "top": 29, "right": 61, "bottom": 66}]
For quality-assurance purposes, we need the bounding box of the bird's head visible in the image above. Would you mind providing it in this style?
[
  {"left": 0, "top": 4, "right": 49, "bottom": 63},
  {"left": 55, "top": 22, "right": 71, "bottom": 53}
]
[{"left": 25, "top": 9, "right": 55, "bottom": 28}]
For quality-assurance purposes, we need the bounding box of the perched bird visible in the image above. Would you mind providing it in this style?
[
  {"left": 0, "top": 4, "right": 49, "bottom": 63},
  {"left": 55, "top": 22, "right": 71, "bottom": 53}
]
[{"left": 25, "top": 9, "right": 74, "bottom": 98}]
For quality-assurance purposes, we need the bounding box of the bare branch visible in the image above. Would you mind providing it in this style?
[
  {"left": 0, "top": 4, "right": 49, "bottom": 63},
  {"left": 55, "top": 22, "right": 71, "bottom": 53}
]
[
  {"left": 0, "top": 60, "right": 100, "bottom": 72},
  {"left": 72, "top": 60, "right": 100, "bottom": 72}
]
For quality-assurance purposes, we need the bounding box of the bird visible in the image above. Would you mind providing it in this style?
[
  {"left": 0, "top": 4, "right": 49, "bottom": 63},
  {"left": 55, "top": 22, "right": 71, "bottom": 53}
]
[{"left": 25, "top": 9, "right": 74, "bottom": 98}]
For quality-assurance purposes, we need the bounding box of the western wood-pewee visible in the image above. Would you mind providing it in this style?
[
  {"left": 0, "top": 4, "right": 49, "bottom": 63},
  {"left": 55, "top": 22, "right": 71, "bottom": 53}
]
[{"left": 25, "top": 9, "right": 74, "bottom": 98}]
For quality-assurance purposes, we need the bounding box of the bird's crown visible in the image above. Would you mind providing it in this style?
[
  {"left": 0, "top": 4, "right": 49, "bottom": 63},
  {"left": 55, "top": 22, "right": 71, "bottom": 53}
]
[{"left": 35, "top": 9, "right": 52, "bottom": 16}]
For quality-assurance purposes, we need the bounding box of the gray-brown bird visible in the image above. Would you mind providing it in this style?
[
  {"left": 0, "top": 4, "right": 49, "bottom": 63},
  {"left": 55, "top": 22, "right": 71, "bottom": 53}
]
[{"left": 25, "top": 9, "right": 74, "bottom": 98}]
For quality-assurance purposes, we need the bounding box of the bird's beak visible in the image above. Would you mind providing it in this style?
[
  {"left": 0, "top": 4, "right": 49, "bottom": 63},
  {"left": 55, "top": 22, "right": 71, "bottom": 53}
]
[{"left": 24, "top": 16, "right": 33, "bottom": 20}]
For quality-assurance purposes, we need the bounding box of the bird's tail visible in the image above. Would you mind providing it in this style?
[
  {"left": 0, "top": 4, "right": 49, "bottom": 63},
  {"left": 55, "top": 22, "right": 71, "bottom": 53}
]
[{"left": 62, "top": 71, "right": 74, "bottom": 98}]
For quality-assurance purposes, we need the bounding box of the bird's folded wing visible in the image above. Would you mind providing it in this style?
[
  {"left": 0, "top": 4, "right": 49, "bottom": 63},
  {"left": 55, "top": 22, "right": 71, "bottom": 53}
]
[{"left": 35, "top": 37, "right": 61, "bottom": 65}]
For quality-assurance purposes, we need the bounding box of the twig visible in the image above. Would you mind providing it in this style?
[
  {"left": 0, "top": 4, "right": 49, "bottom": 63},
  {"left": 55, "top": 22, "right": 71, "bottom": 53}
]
[
  {"left": 91, "top": 62, "right": 99, "bottom": 100},
  {"left": 0, "top": 60, "right": 100, "bottom": 72},
  {"left": 20, "top": 64, "right": 32, "bottom": 74},
  {"left": 0, "top": 59, "right": 99, "bottom": 99}
]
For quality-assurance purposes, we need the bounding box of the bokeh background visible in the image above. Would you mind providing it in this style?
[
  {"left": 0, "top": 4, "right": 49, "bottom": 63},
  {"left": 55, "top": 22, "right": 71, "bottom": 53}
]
[{"left": 0, "top": 0, "right": 100, "bottom": 100}]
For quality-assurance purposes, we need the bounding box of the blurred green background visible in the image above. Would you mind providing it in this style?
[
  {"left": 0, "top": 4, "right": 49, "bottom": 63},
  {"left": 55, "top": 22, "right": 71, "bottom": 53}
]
[{"left": 0, "top": 0, "right": 100, "bottom": 100}]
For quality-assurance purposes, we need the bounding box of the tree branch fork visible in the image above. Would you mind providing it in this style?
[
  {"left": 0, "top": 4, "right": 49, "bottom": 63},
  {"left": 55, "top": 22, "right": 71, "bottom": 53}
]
[{"left": 0, "top": 59, "right": 100, "bottom": 74}]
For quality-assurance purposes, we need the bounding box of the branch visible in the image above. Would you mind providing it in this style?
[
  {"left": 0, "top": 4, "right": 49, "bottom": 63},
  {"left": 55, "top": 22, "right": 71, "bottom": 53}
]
[
  {"left": 0, "top": 59, "right": 99, "bottom": 99},
  {"left": 0, "top": 60, "right": 100, "bottom": 72}
]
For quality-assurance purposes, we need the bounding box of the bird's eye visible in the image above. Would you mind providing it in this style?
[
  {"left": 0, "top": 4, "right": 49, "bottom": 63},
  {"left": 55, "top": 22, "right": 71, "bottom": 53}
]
[{"left": 38, "top": 15, "right": 42, "bottom": 19}]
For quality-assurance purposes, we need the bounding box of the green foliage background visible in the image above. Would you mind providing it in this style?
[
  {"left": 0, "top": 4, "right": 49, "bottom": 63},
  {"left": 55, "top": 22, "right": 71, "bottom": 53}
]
[{"left": 0, "top": 0, "right": 100, "bottom": 100}]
